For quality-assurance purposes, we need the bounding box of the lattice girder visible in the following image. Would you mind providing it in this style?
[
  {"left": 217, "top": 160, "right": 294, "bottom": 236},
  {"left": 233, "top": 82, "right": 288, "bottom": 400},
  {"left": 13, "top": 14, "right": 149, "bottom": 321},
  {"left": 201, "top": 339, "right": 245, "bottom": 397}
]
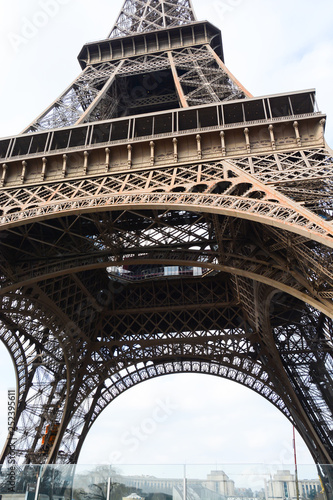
[
  {"left": 1, "top": 193, "right": 332, "bottom": 253},
  {"left": 20, "top": 0, "right": 252, "bottom": 134},
  {"left": 23, "top": 42, "right": 248, "bottom": 133},
  {"left": 231, "top": 276, "right": 333, "bottom": 463},
  {"left": 0, "top": 210, "right": 332, "bottom": 316},
  {"left": 0, "top": 278, "right": 306, "bottom": 463},
  {"left": 1, "top": 205, "right": 333, "bottom": 465},
  {"left": 50, "top": 283, "right": 332, "bottom": 464},
  {"left": 0, "top": 290, "right": 71, "bottom": 464},
  {"left": 109, "top": 0, "right": 197, "bottom": 38},
  {"left": 23, "top": 62, "right": 124, "bottom": 133}
]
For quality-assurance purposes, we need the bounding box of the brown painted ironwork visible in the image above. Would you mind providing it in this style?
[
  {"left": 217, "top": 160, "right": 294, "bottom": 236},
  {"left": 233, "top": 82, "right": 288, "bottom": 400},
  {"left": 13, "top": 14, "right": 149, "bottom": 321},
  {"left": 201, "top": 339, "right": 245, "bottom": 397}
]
[{"left": 0, "top": 0, "right": 332, "bottom": 493}]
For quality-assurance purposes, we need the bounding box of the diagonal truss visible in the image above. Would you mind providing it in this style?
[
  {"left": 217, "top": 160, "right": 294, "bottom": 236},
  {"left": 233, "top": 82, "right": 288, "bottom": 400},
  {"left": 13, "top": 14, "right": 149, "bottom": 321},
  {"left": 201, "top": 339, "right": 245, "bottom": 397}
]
[
  {"left": 23, "top": 49, "right": 248, "bottom": 133},
  {"left": 21, "top": 0, "right": 250, "bottom": 134}
]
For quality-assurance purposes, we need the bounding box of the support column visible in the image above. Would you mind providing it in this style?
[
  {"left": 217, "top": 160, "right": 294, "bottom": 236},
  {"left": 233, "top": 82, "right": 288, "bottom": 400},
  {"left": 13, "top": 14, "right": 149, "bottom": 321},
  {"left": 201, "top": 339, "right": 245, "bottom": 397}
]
[
  {"left": 196, "top": 134, "right": 202, "bottom": 159},
  {"left": 105, "top": 148, "right": 110, "bottom": 172},
  {"left": 319, "top": 118, "right": 326, "bottom": 147},
  {"left": 168, "top": 52, "right": 188, "bottom": 108},
  {"left": 127, "top": 144, "right": 132, "bottom": 167},
  {"left": 173, "top": 138, "right": 178, "bottom": 162},
  {"left": 1, "top": 163, "right": 8, "bottom": 186},
  {"left": 244, "top": 128, "right": 251, "bottom": 153},
  {"left": 150, "top": 141, "right": 155, "bottom": 166},
  {"left": 268, "top": 124, "right": 276, "bottom": 150},
  {"left": 62, "top": 155, "right": 68, "bottom": 177},
  {"left": 293, "top": 121, "right": 302, "bottom": 147},
  {"left": 220, "top": 131, "right": 226, "bottom": 156},
  {"left": 41, "top": 157, "right": 47, "bottom": 180},
  {"left": 21, "top": 161, "right": 27, "bottom": 183},
  {"left": 83, "top": 151, "right": 89, "bottom": 175}
]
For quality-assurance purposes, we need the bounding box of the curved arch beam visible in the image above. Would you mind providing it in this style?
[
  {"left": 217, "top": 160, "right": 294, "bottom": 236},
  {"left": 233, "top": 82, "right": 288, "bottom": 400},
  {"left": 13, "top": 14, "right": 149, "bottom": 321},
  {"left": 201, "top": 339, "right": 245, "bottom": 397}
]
[
  {"left": 0, "top": 325, "right": 29, "bottom": 464},
  {"left": 1, "top": 257, "right": 332, "bottom": 320},
  {"left": 69, "top": 350, "right": 333, "bottom": 466},
  {"left": 66, "top": 357, "right": 290, "bottom": 463},
  {"left": 0, "top": 192, "right": 332, "bottom": 247},
  {"left": 0, "top": 292, "right": 74, "bottom": 464}
]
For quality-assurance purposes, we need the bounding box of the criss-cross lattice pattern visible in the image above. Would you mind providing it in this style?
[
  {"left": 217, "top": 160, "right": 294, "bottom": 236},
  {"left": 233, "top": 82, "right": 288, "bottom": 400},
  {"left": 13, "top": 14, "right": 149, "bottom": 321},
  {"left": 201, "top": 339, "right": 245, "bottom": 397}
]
[
  {"left": 1, "top": 201, "right": 332, "bottom": 466},
  {"left": 25, "top": 45, "right": 246, "bottom": 133},
  {"left": 24, "top": 62, "right": 123, "bottom": 132},
  {"left": 0, "top": 2, "right": 333, "bottom": 495},
  {"left": 109, "top": 0, "right": 196, "bottom": 38}
]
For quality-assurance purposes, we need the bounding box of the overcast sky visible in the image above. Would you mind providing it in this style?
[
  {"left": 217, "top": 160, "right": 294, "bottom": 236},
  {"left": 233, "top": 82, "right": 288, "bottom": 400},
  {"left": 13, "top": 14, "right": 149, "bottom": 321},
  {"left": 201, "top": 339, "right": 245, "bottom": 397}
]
[{"left": 0, "top": 0, "right": 332, "bottom": 477}]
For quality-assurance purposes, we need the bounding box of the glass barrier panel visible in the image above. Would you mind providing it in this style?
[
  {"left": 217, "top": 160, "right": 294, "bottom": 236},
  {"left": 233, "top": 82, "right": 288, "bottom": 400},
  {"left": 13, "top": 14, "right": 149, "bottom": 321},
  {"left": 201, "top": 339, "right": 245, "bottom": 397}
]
[{"left": 0, "top": 464, "right": 331, "bottom": 500}]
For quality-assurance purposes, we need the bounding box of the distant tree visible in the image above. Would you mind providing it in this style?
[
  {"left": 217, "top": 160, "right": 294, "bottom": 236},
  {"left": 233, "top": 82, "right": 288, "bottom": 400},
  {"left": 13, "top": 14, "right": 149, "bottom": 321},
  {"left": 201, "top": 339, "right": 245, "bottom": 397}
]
[
  {"left": 307, "top": 488, "right": 319, "bottom": 500},
  {"left": 235, "top": 488, "right": 254, "bottom": 498},
  {"left": 146, "top": 493, "right": 172, "bottom": 500}
]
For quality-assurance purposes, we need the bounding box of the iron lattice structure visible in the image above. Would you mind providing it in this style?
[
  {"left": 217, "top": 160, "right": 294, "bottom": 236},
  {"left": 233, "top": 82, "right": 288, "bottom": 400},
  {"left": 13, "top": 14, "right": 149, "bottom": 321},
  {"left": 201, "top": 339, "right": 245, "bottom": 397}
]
[
  {"left": 109, "top": 0, "right": 197, "bottom": 37},
  {"left": 0, "top": 0, "right": 333, "bottom": 490}
]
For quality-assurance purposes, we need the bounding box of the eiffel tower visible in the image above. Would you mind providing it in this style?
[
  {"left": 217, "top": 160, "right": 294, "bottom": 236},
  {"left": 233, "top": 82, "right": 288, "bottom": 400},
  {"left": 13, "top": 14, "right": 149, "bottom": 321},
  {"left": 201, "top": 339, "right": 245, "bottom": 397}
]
[{"left": 0, "top": 0, "right": 332, "bottom": 487}]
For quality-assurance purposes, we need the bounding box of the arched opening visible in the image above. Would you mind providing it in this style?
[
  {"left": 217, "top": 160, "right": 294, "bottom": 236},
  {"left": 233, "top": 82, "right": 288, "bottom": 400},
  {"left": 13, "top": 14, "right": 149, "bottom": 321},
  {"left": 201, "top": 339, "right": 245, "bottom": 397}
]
[
  {"left": 211, "top": 181, "right": 232, "bottom": 194},
  {"left": 78, "top": 373, "right": 315, "bottom": 465},
  {"left": 248, "top": 190, "right": 266, "bottom": 200},
  {"left": 6, "top": 206, "right": 21, "bottom": 214},
  {"left": 191, "top": 183, "right": 208, "bottom": 193},
  {"left": 1, "top": 208, "right": 332, "bottom": 472},
  {"left": 228, "top": 183, "right": 253, "bottom": 197}
]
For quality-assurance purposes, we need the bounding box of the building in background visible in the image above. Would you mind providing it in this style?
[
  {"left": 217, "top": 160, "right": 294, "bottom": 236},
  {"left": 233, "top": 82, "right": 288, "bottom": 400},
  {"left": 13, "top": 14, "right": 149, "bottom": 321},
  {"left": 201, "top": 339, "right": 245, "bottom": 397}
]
[
  {"left": 265, "top": 470, "right": 322, "bottom": 500},
  {"left": 204, "top": 471, "right": 235, "bottom": 497},
  {"left": 123, "top": 470, "right": 245, "bottom": 500}
]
